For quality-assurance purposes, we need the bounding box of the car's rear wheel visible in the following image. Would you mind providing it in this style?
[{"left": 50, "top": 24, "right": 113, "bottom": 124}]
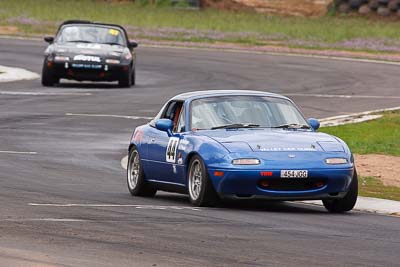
[
  {"left": 118, "top": 67, "right": 132, "bottom": 88},
  {"left": 188, "top": 155, "right": 219, "bottom": 207},
  {"left": 127, "top": 147, "right": 156, "bottom": 197},
  {"left": 41, "top": 59, "right": 59, "bottom": 86},
  {"left": 323, "top": 169, "right": 358, "bottom": 213}
]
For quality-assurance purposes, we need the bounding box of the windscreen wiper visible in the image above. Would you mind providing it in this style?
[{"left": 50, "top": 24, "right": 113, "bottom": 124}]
[
  {"left": 211, "top": 123, "right": 260, "bottom": 130},
  {"left": 68, "top": 40, "right": 92, "bottom": 43},
  {"left": 271, "top": 123, "right": 311, "bottom": 129},
  {"left": 102, "top": 42, "right": 122, "bottom": 46}
]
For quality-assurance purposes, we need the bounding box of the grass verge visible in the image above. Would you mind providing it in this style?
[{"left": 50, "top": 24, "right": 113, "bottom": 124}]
[
  {"left": 320, "top": 110, "right": 400, "bottom": 156},
  {"left": 321, "top": 110, "right": 400, "bottom": 201},
  {"left": 1, "top": 0, "right": 400, "bottom": 52},
  {"left": 359, "top": 176, "right": 400, "bottom": 201}
]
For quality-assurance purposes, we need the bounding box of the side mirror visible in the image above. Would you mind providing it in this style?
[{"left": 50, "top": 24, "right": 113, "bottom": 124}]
[
  {"left": 155, "top": 119, "right": 173, "bottom": 136},
  {"left": 308, "top": 118, "right": 320, "bottom": 131},
  {"left": 44, "top": 36, "right": 54, "bottom": 43},
  {"left": 128, "top": 41, "right": 138, "bottom": 49}
]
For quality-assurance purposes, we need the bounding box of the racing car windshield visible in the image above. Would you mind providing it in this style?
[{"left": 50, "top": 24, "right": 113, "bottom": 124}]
[
  {"left": 190, "top": 96, "right": 308, "bottom": 130},
  {"left": 56, "top": 25, "right": 125, "bottom": 45}
]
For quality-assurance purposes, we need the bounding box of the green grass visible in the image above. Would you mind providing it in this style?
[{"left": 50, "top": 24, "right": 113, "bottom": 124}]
[
  {"left": 1, "top": 0, "right": 400, "bottom": 50},
  {"left": 359, "top": 176, "right": 400, "bottom": 201},
  {"left": 320, "top": 110, "right": 400, "bottom": 156},
  {"left": 321, "top": 111, "right": 400, "bottom": 201}
]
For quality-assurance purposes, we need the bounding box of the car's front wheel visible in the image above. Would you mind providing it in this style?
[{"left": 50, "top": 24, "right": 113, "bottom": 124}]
[
  {"left": 131, "top": 68, "right": 136, "bottom": 86},
  {"left": 41, "top": 59, "right": 59, "bottom": 86},
  {"left": 188, "top": 155, "right": 219, "bottom": 207},
  {"left": 322, "top": 169, "right": 358, "bottom": 213},
  {"left": 127, "top": 147, "right": 156, "bottom": 197},
  {"left": 118, "top": 67, "right": 132, "bottom": 88}
]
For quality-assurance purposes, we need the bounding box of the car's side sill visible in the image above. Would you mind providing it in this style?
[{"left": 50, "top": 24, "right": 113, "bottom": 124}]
[{"left": 148, "top": 179, "right": 187, "bottom": 194}]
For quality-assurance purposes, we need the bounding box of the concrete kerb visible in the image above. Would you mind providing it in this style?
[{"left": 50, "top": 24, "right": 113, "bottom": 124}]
[
  {"left": 302, "top": 198, "right": 400, "bottom": 217},
  {"left": 0, "top": 65, "right": 39, "bottom": 83},
  {"left": 320, "top": 106, "right": 400, "bottom": 127}
]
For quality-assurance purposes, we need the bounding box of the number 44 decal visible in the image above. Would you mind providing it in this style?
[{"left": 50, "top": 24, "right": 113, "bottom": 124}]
[{"left": 166, "top": 137, "right": 180, "bottom": 163}]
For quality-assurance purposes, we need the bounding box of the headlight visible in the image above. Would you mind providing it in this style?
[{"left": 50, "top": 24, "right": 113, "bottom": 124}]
[
  {"left": 122, "top": 49, "right": 132, "bottom": 60},
  {"left": 106, "top": 59, "right": 121, "bottom": 64},
  {"left": 54, "top": 56, "right": 70, "bottom": 61},
  {"left": 232, "top": 158, "right": 261, "bottom": 165},
  {"left": 325, "top": 158, "right": 348, "bottom": 165}
]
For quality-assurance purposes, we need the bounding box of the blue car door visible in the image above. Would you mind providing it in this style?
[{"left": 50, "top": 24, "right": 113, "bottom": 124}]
[{"left": 145, "top": 101, "right": 184, "bottom": 185}]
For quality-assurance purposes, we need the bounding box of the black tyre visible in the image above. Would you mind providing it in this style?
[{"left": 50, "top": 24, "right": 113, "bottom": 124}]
[
  {"left": 131, "top": 68, "right": 136, "bottom": 86},
  {"left": 127, "top": 147, "right": 157, "bottom": 197},
  {"left": 188, "top": 155, "right": 219, "bottom": 207},
  {"left": 118, "top": 67, "right": 132, "bottom": 88},
  {"left": 323, "top": 169, "right": 358, "bottom": 213},
  {"left": 41, "top": 59, "right": 59, "bottom": 86}
]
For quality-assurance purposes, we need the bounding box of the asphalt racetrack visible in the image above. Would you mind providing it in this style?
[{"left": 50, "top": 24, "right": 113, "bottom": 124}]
[{"left": 0, "top": 37, "right": 399, "bottom": 266}]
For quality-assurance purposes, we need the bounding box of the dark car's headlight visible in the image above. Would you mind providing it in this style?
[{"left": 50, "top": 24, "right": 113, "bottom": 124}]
[
  {"left": 105, "top": 59, "right": 120, "bottom": 64},
  {"left": 54, "top": 55, "right": 70, "bottom": 61},
  {"left": 121, "top": 49, "right": 132, "bottom": 61}
]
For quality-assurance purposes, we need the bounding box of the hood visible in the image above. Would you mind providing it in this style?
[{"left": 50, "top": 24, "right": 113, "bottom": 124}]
[
  {"left": 53, "top": 42, "right": 125, "bottom": 57},
  {"left": 198, "top": 129, "right": 344, "bottom": 153}
]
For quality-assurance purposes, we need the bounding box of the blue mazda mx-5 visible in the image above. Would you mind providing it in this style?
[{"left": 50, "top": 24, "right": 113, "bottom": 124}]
[{"left": 127, "top": 90, "right": 357, "bottom": 213}]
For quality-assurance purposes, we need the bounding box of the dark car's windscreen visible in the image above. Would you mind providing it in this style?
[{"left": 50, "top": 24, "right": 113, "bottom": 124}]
[
  {"left": 190, "top": 96, "right": 308, "bottom": 130},
  {"left": 56, "top": 25, "right": 126, "bottom": 45}
]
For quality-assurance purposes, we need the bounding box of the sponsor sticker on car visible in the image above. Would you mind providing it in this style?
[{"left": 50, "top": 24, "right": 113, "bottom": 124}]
[
  {"left": 166, "top": 137, "right": 180, "bottom": 163},
  {"left": 108, "top": 29, "right": 120, "bottom": 36},
  {"left": 73, "top": 55, "right": 101, "bottom": 63}
]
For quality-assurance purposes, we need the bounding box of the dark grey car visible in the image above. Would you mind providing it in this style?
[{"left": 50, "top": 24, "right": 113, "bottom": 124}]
[{"left": 42, "top": 20, "right": 137, "bottom": 87}]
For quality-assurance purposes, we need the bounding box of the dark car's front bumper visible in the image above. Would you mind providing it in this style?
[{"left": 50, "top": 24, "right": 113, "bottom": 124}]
[
  {"left": 208, "top": 167, "right": 354, "bottom": 201},
  {"left": 46, "top": 60, "right": 131, "bottom": 82}
]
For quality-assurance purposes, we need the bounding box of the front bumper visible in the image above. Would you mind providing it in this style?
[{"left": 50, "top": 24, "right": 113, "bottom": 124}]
[
  {"left": 208, "top": 167, "right": 354, "bottom": 200},
  {"left": 46, "top": 60, "right": 130, "bottom": 81}
]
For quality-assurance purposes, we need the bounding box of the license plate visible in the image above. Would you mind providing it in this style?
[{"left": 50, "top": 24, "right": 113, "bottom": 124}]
[
  {"left": 280, "top": 170, "right": 308, "bottom": 178},
  {"left": 71, "top": 63, "right": 102, "bottom": 69}
]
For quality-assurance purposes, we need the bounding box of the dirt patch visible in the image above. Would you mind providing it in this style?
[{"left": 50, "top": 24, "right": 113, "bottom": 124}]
[
  {"left": 203, "top": 0, "right": 332, "bottom": 16},
  {"left": 0, "top": 26, "right": 19, "bottom": 35},
  {"left": 355, "top": 154, "right": 400, "bottom": 187}
]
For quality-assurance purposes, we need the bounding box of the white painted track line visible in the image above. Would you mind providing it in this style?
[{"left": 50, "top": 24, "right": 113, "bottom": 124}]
[
  {"left": 0, "top": 150, "right": 37, "bottom": 155},
  {"left": 0, "top": 91, "right": 92, "bottom": 96},
  {"left": 66, "top": 113, "right": 152, "bottom": 120},
  {"left": 2, "top": 218, "right": 88, "bottom": 222},
  {"left": 29, "top": 203, "right": 200, "bottom": 211}
]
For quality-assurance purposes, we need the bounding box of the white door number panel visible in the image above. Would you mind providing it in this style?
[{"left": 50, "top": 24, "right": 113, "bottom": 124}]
[
  {"left": 280, "top": 170, "right": 308, "bottom": 178},
  {"left": 166, "top": 137, "right": 180, "bottom": 163}
]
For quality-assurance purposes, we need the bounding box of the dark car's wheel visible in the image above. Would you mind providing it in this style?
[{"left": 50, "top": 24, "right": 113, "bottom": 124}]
[
  {"left": 188, "top": 155, "right": 219, "bottom": 207},
  {"left": 127, "top": 147, "right": 156, "bottom": 197},
  {"left": 41, "top": 59, "right": 59, "bottom": 86},
  {"left": 118, "top": 67, "right": 132, "bottom": 88},
  {"left": 323, "top": 169, "right": 358, "bottom": 213},
  {"left": 131, "top": 68, "right": 136, "bottom": 86}
]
